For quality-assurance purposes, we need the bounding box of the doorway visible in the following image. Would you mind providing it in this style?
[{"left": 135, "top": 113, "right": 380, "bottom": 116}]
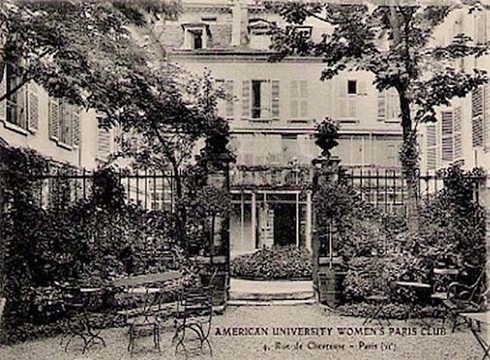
[{"left": 273, "top": 203, "right": 297, "bottom": 247}]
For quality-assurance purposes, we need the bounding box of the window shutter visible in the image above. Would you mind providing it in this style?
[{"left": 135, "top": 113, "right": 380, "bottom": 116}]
[
  {"left": 72, "top": 109, "right": 81, "bottom": 146},
  {"left": 0, "top": 67, "right": 6, "bottom": 122},
  {"left": 475, "top": 11, "right": 486, "bottom": 44},
  {"left": 472, "top": 86, "right": 484, "bottom": 148},
  {"left": 242, "top": 80, "right": 250, "bottom": 118},
  {"left": 454, "top": 107, "right": 462, "bottom": 158},
  {"left": 472, "top": 86, "right": 484, "bottom": 118},
  {"left": 48, "top": 98, "right": 60, "bottom": 140},
  {"left": 426, "top": 124, "right": 437, "bottom": 170},
  {"left": 358, "top": 79, "right": 367, "bottom": 95},
  {"left": 97, "top": 127, "right": 111, "bottom": 160},
  {"left": 348, "top": 97, "right": 356, "bottom": 119},
  {"left": 338, "top": 80, "right": 348, "bottom": 119},
  {"left": 271, "top": 80, "right": 280, "bottom": 119},
  {"left": 290, "top": 81, "right": 299, "bottom": 118},
  {"left": 299, "top": 80, "right": 307, "bottom": 118},
  {"left": 377, "top": 91, "right": 386, "bottom": 121},
  {"left": 225, "top": 80, "right": 234, "bottom": 118},
  {"left": 485, "top": 84, "right": 490, "bottom": 150},
  {"left": 27, "top": 83, "right": 39, "bottom": 132},
  {"left": 441, "top": 110, "right": 454, "bottom": 161}
]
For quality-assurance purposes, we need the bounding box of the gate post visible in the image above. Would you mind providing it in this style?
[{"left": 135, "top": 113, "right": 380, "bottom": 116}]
[
  {"left": 204, "top": 161, "right": 231, "bottom": 310},
  {"left": 311, "top": 155, "right": 344, "bottom": 307}
]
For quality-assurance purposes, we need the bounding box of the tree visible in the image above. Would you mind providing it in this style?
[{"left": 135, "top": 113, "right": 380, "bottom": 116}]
[
  {"left": 268, "top": 1, "right": 489, "bottom": 214},
  {"left": 103, "top": 64, "right": 234, "bottom": 254},
  {"left": 0, "top": 0, "right": 181, "bottom": 105}
]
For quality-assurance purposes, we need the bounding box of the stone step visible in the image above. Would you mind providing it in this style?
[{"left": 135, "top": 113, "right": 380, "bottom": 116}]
[
  {"left": 229, "top": 290, "right": 315, "bottom": 301},
  {"left": 228, "top": 298, "right": 316, "bottom": 306}
]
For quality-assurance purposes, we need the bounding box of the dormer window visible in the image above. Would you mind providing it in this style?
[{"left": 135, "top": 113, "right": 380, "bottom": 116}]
[
  {"left": 293, "top": 26, "right": 312, "bottom": 40},
  {"left": 182, "top": 23, "right": 210, "bottom": 50},
  {"left": 248, "top": 18, "right": 275, "bottom": 50}
]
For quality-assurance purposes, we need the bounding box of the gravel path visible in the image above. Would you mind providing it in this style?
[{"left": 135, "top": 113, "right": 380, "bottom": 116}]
[{"left": 0, "top": 305, "right": 485, "bottom": 360}]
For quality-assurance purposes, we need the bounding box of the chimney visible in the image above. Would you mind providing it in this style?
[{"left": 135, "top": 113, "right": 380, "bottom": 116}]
[{"left": 231, "top": 1, "right": 248, "bottom": 47}]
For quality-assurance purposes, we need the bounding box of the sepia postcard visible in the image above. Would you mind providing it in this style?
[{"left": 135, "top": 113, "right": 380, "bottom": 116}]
[{"left": 0, "top": 0, "right": 488, "bottom": 359}]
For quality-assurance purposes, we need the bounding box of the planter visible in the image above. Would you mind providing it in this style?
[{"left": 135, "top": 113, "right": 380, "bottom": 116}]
[
  {"left": 317, "top": 269, "right": 346, "bottom": 308},
  {"left": 200, "top": 273, "right": 229, "bottom": 307},
  {"left": 190, "top": 256, "right": 227, "bottom": 265}
]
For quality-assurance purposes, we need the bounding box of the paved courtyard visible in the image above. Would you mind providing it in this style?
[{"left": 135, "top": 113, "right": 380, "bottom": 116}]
[{"left": 0, "top": 305, "right": 485, "bottom": 360}]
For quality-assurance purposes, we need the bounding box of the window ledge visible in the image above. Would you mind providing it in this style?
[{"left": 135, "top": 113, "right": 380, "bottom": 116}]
[
  {"left": 3, "top": 121, "right": 29, "bottom": 136},
  {"left": 384, "top": 119, "right": 400, "bottom": 123},
  {"left": 288, "top": 118, "right": 310, "bottom": 124},
  {"left": 57, "top": 141, "right": 73, "bottom": 151},
  {"left": 337, "top": 119, "right": 359, "bottom": 124},
  {"left": 244, "top": 118, "right": 277, "bottom": 122}
]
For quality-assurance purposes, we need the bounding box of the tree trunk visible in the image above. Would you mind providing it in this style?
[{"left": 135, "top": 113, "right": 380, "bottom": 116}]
[
  {"left": 398, "top": 91, "right": 419, "bottom": 229},
  {"left": 171, "top": 161, "right": 188, "bottom": 256}
]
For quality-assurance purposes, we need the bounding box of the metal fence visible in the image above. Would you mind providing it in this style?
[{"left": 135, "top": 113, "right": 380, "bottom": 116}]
[
  {"left": 341, "top": 167, "right": 485, "bottom": 214},
  {"left": 30, "top": 167, "right": 181, "bottom": 212}
]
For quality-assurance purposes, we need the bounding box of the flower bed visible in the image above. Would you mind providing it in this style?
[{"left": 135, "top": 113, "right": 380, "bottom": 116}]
[{"left": 230, "top": 246, "right": 312, "bottom": 280}]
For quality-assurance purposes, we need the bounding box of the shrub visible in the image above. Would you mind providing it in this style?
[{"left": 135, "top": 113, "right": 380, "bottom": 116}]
[
  {"left": 0, "top": 149, "right": 186, "bottom": 336},
  {"left": 314, "top": 181, "right": 383, "bottom": 260},
  {"left": 418, "top": 165, "right": 486, "bottom": 277},
  {"left": 230, "top": 245, "right": 312, "bottom": 280},
  {"left": 336, "top": 302, "right": 441, "bottom": 319}
]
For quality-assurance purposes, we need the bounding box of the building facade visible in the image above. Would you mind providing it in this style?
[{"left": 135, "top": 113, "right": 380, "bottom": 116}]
[
  {"left": 158, "top": 0, "right": 405, "bottom": 255},
  {"left": 0, "top": 77, "right": 104, "bottom": 171},
  {"left": 419, "top": 8, "right": 490, "bottom": 176}
]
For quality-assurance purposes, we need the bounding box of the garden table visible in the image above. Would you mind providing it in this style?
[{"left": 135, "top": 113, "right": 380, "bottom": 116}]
[
  {"left": 461, "top": 311, "right": 490, "bottom": 360},
  {"left": 112, "top": 271, "right": 182, "bottom": 288},
  {"left": 395, "top": 281, "right": 432, "bottom": 324},
  {"left": 112, "top": 271, "right": 183, "bottom": 353}
]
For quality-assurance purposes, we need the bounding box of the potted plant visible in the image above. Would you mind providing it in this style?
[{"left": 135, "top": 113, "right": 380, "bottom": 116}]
[{"left": 314, "top": 117, "right": 339, "bottom": 159}]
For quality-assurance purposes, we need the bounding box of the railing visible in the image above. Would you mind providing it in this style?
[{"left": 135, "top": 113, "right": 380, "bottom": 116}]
[
  {"left": 230, "top": 165, "right": 313, "bottom": 189},
  {"left": 29, "top": 167, "right": 181, "bottom": 212},
  {"left": 341, "top": 167, "right": 485, "bottom": 214}
]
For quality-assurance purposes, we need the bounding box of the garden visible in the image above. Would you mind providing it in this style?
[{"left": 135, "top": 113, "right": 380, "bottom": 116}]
[
  {"left": 0, "top": 146, "right": 232, "bottom": 345},
  {"left": 315, "top": 164, "right": 487, "bottom": 319}
]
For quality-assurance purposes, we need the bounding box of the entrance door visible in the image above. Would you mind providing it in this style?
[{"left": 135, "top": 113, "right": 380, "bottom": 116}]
[{"left": 273, "top": 203, "right": 297, "bottom": 247}]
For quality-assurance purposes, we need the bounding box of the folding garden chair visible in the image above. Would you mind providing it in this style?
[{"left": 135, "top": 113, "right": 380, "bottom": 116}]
[
  {"left": 119, "top": 287, "right": 162, "bottom": 353},
  {"left": 363, "top": 270, "right": 391, "bottom": 326},
  {"left": 442, "top": 261, "right": 488, "bottom": 332},
  {"left": 173, "top": 272, "right": 216, "bottom": 357}
]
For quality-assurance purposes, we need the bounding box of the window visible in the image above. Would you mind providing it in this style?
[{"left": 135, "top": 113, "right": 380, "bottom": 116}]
[
  {"left": 252, "top": 80, "right": 269, "bottom": 118},
  {"left": 347, "top": 80, "right": 357, "bottom": 95},
  {"left": 281, "top": 134, "right": 298, "bottom": 158},
  {"left": 248, "top": 18, "right": 273, "bottom": 50},
  {"left": 182, "top": 24, "right": 210, "bottom": 50},
  {"left": 49, "top": 98, "right": 80, "bottom": 148},
  {"left": 338, "top": 80, "right": 357, "bottom": 120},
  {"left": 192, "top": 30, "right": 203, "bottom": 49},
  {"left": 293, "top": 26, "right": 312, "bottom": 40},
  {"left": 5, "top": 63, "right": 27, "bottom": 129},
  {"left": 387, "top": 144, "right": 397, "bottom": 166},
  {"left": 377, "top": 89, "right": 400, "bottom": 123},
  {"left": 242, "top": 79, "right": 279, "bottom": 120},
  {"left": 290, "top": 80, "right": 308, "bottom": 119}
]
